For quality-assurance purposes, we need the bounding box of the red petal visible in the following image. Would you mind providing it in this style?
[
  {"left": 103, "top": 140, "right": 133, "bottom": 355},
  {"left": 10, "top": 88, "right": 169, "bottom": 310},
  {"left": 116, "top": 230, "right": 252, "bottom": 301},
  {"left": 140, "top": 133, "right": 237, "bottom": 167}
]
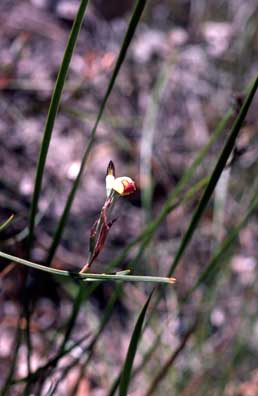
[{"left": 121, "top": 180, "right": 136, "bottom": 195}]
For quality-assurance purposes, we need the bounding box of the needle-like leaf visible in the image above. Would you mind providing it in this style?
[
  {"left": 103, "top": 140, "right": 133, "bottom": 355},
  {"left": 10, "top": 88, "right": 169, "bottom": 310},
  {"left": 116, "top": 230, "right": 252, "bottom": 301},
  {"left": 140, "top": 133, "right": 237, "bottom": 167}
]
[
  {"left": 27, "top": 0, "right": 89, "bottom": 254},
  {"left": 0, "top": 251, "right": 175, "bottom": 285},
  {"left": 0, "top": 214, "right": 14, "bottom": 232},
  {"left": 119, "top": 292, "right": 153, "bottom": 396},
  {"left": 168, "top": 73, "right": 258, "bottom": 276}
]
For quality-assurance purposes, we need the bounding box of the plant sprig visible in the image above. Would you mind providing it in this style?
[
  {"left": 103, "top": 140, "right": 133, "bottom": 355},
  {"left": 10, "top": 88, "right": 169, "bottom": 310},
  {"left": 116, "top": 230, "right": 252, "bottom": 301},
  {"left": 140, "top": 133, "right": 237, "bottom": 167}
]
[{"left": 0, "top": 251, "right": 175, "bottom": 285}]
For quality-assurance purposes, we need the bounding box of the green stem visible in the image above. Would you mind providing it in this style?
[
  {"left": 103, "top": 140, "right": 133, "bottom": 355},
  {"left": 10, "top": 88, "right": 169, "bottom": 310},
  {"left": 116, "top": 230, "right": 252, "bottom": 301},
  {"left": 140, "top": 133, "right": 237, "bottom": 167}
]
[
  {"left": 168, "top": 73, "right": 258, "bottom": 276},
  {"left": 0, "top": 214, "right": 14, "bottom": 232},
  {"left": 27, "top": 0, "right": 89, "bottom": 255},
  {"left": 0, "top": 251, "right": 175, "bottom": 285}
]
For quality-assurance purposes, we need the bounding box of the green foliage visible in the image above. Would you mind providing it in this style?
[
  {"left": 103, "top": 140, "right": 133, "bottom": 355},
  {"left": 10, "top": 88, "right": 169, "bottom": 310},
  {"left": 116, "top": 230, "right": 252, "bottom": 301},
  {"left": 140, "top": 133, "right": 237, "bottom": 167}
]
[
  {"left": 27, "top": 0, "right": 89, "bottom": 255},
  {"left": 1, "top": 0, "right": 258, "bottom": 394},
  {"left": 169, "top": 74, "right": 258, "bottom": 276},
  {"left": 119, "top": 292, "right": 153, "bottom": 396}
]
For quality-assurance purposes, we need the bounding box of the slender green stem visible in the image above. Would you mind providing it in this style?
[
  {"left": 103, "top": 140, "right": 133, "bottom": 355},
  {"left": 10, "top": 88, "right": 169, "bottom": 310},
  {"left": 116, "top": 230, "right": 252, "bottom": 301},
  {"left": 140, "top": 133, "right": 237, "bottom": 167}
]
[
  {"left": 0, "top": 251, "right": 175, "bottom": 284},
  {"left": 119, "top": 292, "right": 153, "bottom": 396},
  {"left": 168, "top": 73, "right": 258, "bottom": 276},
  {"left": 24, "top": 304, "right": 32, "bottom": 377},
  {"left": 107, "top": 333, "right": 161, "bottom": 396},
  {"left": 0, "top": 214, "right": 14, "bottom": 232},
  {"left": 27, "top": 0, "right": 89, "bottom": 254}
]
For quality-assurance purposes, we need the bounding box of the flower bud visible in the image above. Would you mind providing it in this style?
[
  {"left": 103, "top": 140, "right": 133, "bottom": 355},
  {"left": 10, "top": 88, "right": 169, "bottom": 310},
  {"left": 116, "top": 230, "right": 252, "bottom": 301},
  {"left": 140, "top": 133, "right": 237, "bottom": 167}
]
[{"left": 106, "top": 161, "right": 115, "bottom": 197}]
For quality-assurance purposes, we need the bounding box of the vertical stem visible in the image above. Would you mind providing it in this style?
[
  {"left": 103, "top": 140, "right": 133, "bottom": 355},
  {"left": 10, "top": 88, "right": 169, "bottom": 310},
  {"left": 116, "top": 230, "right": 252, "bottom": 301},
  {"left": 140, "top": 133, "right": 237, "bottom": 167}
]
[{"left": 27, "top": 0, "right": 89, "bottom": 255}]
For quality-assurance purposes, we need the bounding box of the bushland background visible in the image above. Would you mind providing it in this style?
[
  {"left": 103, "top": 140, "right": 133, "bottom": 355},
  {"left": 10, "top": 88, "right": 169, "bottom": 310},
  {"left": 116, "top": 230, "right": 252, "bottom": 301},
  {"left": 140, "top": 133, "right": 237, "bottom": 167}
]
[{"left": 1, "top": 0, "right": 258, "bottom": 395}]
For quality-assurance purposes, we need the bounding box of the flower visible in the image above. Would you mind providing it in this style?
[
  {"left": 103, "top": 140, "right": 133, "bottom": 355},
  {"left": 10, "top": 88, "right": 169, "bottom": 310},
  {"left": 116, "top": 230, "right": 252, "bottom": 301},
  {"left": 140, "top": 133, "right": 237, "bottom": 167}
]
[
  {"left": 105, "top": 161, "right": 136, "bottom": 197},
  {"left": 112, "top": 176, "right": 136, "bottom": 196},
  {"left": 81, "top": 161, "right": 136, "bottom": 272}
]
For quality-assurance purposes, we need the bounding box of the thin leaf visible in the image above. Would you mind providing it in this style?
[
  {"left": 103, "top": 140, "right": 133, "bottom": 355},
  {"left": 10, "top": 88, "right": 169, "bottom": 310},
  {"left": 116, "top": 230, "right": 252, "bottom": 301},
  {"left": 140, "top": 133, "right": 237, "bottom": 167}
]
[
  {"left": 0, "top": 214, "right": 14, "bottom": 232},
  {"left": 119, "top": 292, "right": 153, "bottom": 396},
  {"left": 108, "top": 333, "right": 161, "bottom": 396},
  {"left": 0, "top": 251, "right": 175, "bottom": 285},
  {"left": 27, "top": 0, "right": 89, "bottom": 254},
  {"left": 168, "top": 73, "right": 258, "bottom": 276},
  {"left": 46, "top": 0, "right": 148, "bottom": 265}
]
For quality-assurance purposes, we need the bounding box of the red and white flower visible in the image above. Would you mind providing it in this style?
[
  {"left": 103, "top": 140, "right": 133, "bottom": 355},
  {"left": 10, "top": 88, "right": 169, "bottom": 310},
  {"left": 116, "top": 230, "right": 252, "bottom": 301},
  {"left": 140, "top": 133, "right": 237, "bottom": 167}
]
[{"left": 105, "top": 161, "right": 136, "bottom": 197}]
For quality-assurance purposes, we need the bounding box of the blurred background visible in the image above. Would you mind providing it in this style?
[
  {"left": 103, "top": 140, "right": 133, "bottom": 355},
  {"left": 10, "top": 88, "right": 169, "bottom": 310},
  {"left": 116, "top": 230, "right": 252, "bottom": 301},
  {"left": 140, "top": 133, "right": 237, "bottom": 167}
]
[{"left": 1, "top": 0, "right": 258, "bottom": 395}]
